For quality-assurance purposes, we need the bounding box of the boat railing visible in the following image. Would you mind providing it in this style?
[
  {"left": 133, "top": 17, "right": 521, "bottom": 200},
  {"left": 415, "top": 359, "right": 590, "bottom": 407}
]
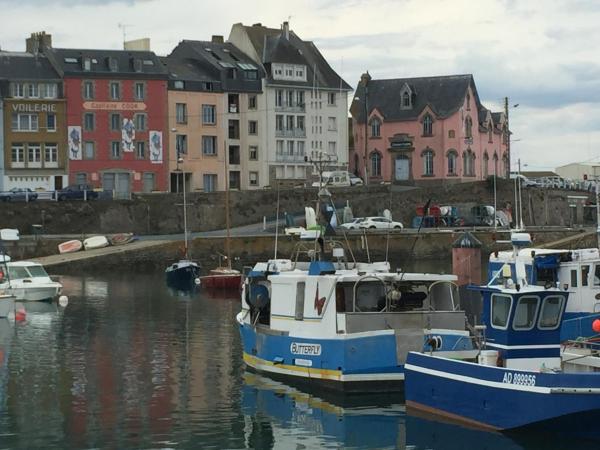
[{"left": 352, "top": 275, "right": 388, "bottom": 313}]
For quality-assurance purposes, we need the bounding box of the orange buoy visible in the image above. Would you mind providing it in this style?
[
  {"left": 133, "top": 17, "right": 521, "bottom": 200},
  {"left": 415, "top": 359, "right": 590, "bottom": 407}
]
[{"left": 593, "top": 319, "right": 600, "bottom": 334}]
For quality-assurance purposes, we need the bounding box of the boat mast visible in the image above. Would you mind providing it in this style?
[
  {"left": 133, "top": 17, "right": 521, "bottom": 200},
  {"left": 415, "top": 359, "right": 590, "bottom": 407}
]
[
  {"left": 225, "top": 140, "right": 232, "bottom": 269},
  {"left": 182, "top": 163, "right": 188, "bottom": 259}
]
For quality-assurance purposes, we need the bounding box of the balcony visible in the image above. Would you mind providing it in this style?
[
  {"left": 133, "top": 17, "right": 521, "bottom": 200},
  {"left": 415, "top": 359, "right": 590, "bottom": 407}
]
[
  {"left": 275, "top": 128, "right": 306, "bottom": 138},
  {"left": 275, "top": 103, "right": 306, "bottom": 113},
  {"left": 276, "top": 153, "right": 306, "bottom": 163}
]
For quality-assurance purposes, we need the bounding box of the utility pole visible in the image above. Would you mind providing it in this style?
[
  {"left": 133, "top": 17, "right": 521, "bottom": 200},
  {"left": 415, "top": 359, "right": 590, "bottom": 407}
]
[{"left": 504, "top": 97, "right": 510, "bottom": 180}]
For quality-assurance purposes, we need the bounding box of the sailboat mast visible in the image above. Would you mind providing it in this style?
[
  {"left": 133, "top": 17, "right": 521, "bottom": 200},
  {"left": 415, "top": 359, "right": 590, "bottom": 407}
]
[
  {"left": 225, "top": 140, "right": 232, "bottom": 269},
  {"left": 182, "top": 170, "right": 188, "bottom": 258}
]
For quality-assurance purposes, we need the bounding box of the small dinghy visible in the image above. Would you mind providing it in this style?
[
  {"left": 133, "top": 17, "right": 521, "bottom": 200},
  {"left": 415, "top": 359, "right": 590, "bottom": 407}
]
[
  {"left": 83, "top": 236, "right": 109, "bottom": 250},
  {"left": 109, "top": 233, "right": 134, "bottom": 246},
  {"left": 58, "top": 240, "right": 82, "bottom": 254}
]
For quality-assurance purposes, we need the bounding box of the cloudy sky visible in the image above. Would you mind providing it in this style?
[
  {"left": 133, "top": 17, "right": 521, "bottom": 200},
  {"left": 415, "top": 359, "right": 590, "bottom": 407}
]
[{"left": 1, "top": 0, "right": 598, "bottom": 172}]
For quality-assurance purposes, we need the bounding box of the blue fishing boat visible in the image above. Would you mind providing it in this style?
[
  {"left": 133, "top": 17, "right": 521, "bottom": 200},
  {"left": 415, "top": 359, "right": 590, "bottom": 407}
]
[{"left": 405, "top": 277, "right": 600, "bottom": 435}]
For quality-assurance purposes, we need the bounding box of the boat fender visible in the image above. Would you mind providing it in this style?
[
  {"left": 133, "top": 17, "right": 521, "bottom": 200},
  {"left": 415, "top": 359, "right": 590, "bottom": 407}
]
[
  {"left": 0, "top": 268, "right": 3, "bottom": 282},
  {"left": 426, "top": 336, "right": 443, "bottom": 351}
]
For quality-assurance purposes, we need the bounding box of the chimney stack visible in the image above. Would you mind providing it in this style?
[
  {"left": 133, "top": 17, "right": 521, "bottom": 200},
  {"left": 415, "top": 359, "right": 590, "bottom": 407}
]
[
  {"left": 211, "top": 35, "right": 224, "bottom": 44},
  {"left": 360, "top": 71, "right": 371, "bottom": 87},
  {"left": 282, "top": 21, "right": 290, "bottom": 40},
  {"left": 26, "top": 31, "right": 52, "bottom": 54}
]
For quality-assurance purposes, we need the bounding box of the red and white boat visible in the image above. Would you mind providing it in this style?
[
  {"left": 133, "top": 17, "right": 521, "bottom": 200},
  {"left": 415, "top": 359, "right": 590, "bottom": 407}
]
[
  {"left": 58, "top": 240, "right": 83, "bottom": 254},
  {"left": 200, "top": 267, "right": 242, "bottom": 290},
  {"left": 110, "top": 233, "right": 135, "bottom": 246}
]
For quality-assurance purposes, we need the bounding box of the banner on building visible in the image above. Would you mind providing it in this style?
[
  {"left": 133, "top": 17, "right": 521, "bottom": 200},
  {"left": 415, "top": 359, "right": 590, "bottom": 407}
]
[
  {"left": 122, "top": 118, "right": 135, "bottom": 152},
  {"left": 149, "top": 130, "right": 163, "bottom": 164},
  {"left": 68, "top": 126, "right": 82, "bottom": 160}
]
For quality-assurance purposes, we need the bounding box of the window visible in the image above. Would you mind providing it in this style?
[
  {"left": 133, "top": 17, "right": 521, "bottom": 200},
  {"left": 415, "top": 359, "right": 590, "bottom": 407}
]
[
  {"left": 203, "top": 174, "right": 217, "bottom": 192},
  {"left": 76, "top": 173, "right": 88, "bottom": 184},
  {"left": 11, "top": 83, "right": 24, "bottom": 98},
  {"left": 297, "top": 141, "right": 305, "bottom": 157},
  {"left": 275, "top": 90, "right": 283, "bottom": 107},
  {"left": 174, "top": 80, "right": 184, "bottom": 89},
  {"left": 328, "top": 141, "right": 336, "bottom": 154},
  {"left": 513, "top": 296, "right": 539, "bottom": 330},
  {"left": 84, "top": 113, "right": 95, "bottom": 131},
  {"left": 297, "top": 116, "right": 305, "bottom": 131},
  {"left": 328, "top": 92, "right": 336, "bottom": 106},
  {"left": 83, "top": 58, "right": 92, "bottom": 71},
  {"left": 245, "top": 70, "right": 258, "bottom": 80},
  {"left": 28, "top": 83, "right": 39, "bottom": 98},
  {"left": 111, "top": 141, "right": 121, "bottom": 159},
  {"left": 249, "top": 146, "right": 258, "bottom": 160},
  {"left": 423, "top": 114, "right": 433, "bottom": 136},
  {"left": 402, "top": 91, "right": 411, "bottom": 108},
  {"left": 83, "top": 81, "right": 94, "bottom": 100},
  {"left": 202, "top": 136, "right": 217, "bottom": 155},
  {"left": 248, "top": 95, "right": 257, "bottom": 110},
  {"left": 423, "top": 150, "right": 434, "bottom": 176},
  {"left": 463, "top": 150, "right": 475, "bottom": 176},
  {"left": 286, "top": 141, "right": 294, "bottom": 155},
  {"left": 44, "top": 84, "right": 57, "bottom": 99},
  {"left": 465, "top": 116, "right": 473, "bottom": 138},
  {"left": 134, "top": 114, "right": 146, "bottom": 131},
  {"left": 134, "top": 82, "right": 145, "bottom": 100},
  {"left": 249, "top": 171, "right": 259, "bottom": 186},
  {"left": 142, "top": 172, "right": 155, "bottom": 193},
  {"left": 47, "top": 113, "right": 56, "bottom": 132},
  {"left": 593, "top": 265, "right": 600, "bottom": 287},
  {"left": 296, "top": 91, "right": 305, "bottom": 107},
  {"left": 44, "top": 144, "right": 58, "bottom": 164},
  {"left": 371, "top": 152, "right": 381, "bottom": 177},
  {"left": 110, "top": 82, "right": 120, "bottom": 100},
  {"left": 538, "top": 295, "right": 565, "bottom": 330},
  {"left": 488, "top": 124, "right": 493, "bottom": 143},
  {"left": 466, "top": 92, "right": 471, "bottom": 110},
  {"left": 275, "top": 115, "right": 284, "bottom": 132},
  {"left": 11, "top": 144, "right": 24, "bottom": 163},
  {"left": 12, "top": 113, "right": 39, "bottom": 132},
  {"left": 371, "top": 118, "right": 381, "bottom": 137},
  {"left": 571, "top": 269, "right": 578, "bottom": 288},
  {"left": 448, "top": 130, "right": 455, "bottom": 138},
  {"left": 286, "top": 116, "right": 294, "bottom": 131},
  {"left": 136, "top": 141, "right": 146, "bottom": 159},
  {"left": 28, "top": 143, "right": 41, "bottom": 164},
  {"left": 328, "top": 117, "right": 337, "bottom": 131},
  {"left": 202, "top": 105, "right": 216, "bottom": 125},
  {"left": 176, "top": 134, "right": 187, "bottom": 155},
  {"left": 276, "top": 140, "right": 284, "bottom": 155},
  {"left": 483, "top": 153, "right": 489, "bottom": 178},
  {"left": 447, "top": 150, "right": 458, "bottom": 175},
  {"left": 286, "top": 91, "right": 294, "bottom": 107},
  {"left": 108, "top": 57, "right": 118, "bottom": 72},
  {"left": 491, "top": 294, "right": 512, "bottom": 329},
  {"left": 176, "top": 103, "right": 187, "bottom": 124},
  {"left": 110, "top": 113, "right": 121, "bottom": 131},
  {"left": 248, "top": 120, "right": 258, "bottom": 135},
  {"left": 84, "top": 142, "right": 95, "bottom": 159}
]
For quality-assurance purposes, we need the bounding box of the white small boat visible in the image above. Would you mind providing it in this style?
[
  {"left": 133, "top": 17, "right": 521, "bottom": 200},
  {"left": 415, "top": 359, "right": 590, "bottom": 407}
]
[
  {"left": 83, "top": 236, "right": 109, "bottom": 250},
  {"left": 0, "top": 261, "right": 62, "bottom": 302},
  {"left": 58, "top": 239, "right": 83, "bottom": 254}
]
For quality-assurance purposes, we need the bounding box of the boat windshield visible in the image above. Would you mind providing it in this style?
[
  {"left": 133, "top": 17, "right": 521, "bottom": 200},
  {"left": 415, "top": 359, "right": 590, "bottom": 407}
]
[
  {"left": 26, "top": 265, "right": 49, "bottom": 278},
  {"left": 8, "top": 266, "right": 31, "bottom": 279}
]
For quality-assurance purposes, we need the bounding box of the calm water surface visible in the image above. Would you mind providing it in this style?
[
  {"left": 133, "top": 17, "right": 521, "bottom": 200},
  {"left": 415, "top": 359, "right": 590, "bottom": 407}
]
[{"left": 0, "top": 270, "right": 597, "bottom": 449}]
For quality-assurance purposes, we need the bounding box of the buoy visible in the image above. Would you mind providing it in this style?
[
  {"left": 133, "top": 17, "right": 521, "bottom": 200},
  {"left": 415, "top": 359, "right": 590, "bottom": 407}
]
[
  {"left": 58, "top": 295, "right": 69, "bottom": 307},
  {"left": 194, "top": 278, "right": 201, "bottom": 285},
  {"left": 593, "top": 319, "right": 600, "bottom": 333},
  {"left": 15, "top": 304, "right": 26, "bottom": 322}
]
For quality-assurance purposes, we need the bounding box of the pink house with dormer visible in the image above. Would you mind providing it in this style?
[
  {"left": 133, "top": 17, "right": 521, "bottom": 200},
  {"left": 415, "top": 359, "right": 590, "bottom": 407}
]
[{"left": 350, "top": 73, "right": 509, "bottom": 185}]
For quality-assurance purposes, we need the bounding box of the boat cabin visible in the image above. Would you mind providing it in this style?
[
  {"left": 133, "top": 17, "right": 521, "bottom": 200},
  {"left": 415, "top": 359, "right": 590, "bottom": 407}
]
[{"left": 474, "top": 285, "right": 569, "bottom": 371}]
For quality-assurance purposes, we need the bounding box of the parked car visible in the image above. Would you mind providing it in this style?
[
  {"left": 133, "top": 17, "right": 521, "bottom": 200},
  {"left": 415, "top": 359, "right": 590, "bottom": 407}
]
[
  {"left": 56, "top": 184, "right": 99, "bottom": 201},
  {"left": 339, "top": 217, "right": 365, "bottom": 230},
  {"left": 349, "top": 174, "right": 364, "bottom": 186},
  {"left": 0, "top": 188, "right": 38, "bottom": 202},
  {"left": 312, "top": 171, "right": 352, "bottom": 188},
  {"left": 358, "top": 217, "right": 403, "bottom": 230}
]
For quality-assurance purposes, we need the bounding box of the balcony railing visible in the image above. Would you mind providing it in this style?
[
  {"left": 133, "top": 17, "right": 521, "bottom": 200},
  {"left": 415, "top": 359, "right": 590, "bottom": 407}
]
[
  {"left": 275, "top": 103, "right": 306, "bottom": 113},
  {"left": 276, "top": 153, "right": 306, "bottom": 163},
  {"left": 275, "top": 128, "right": 306, "bottom": 138}
]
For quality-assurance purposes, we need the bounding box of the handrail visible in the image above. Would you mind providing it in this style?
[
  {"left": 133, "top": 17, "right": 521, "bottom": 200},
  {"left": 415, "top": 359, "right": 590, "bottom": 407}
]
[{"left": 428, "top": 280, "right": 460, "bottom": 311}]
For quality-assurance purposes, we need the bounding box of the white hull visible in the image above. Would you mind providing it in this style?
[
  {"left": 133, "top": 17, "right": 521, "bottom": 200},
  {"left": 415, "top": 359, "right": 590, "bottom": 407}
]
[
  {"left": 83, "top": 236, "right": 109, "bottom": 250},
  {"left": 7, "top": 282, "right": 62, "bottom": 302}
]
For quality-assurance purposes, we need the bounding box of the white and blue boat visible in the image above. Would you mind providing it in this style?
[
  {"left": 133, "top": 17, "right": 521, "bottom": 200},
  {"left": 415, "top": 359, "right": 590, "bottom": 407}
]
[
  {"left": 405, "top": 276, "right": 600, "bottom": 435},
  {"left": 236, "top": 252, "right": 475, "bottom": 393}
]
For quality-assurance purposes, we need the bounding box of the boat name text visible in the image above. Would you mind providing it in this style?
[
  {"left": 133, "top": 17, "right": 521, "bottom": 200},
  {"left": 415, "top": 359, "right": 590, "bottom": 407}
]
[
  {"left": 290, "top": 342, "right": 321, "bottom": 356},
  {"left": 502, "top": 372, "right": 536, "bottom": 386}
]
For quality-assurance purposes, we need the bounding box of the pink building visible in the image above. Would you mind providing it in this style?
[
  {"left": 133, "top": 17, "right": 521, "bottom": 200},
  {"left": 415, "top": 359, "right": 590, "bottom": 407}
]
[{"left": 350, "top": 73, "right": 509, "bottom": 185}]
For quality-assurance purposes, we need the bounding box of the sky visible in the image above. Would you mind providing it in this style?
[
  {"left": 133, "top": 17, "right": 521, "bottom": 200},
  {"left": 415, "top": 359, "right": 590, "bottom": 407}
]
[{"left": 1, "top": 0, "right": 599, "bottom": 172}]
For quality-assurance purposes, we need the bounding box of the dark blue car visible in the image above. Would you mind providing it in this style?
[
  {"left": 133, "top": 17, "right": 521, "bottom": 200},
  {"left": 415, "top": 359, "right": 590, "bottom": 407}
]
[{"left": 0, "top": 188, "right": 38, "bottom": 202}]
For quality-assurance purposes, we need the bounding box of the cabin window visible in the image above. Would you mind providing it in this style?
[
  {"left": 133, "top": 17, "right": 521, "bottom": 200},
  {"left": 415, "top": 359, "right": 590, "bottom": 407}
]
[
  {"left": 571, "top": 269, "right": 578, "bottom": 288},
  {"left": 513, "top": 296, "right": 539, "bottom": 331},
  {"left": 582, "top": 265, "right": 590, "bottom": 286},
  {"left": 594, "top": 265, "right": 600, "bottom": 287},
  {"left": 538, "top": 295, "right": 565, "bottom": 330},
  {"left": 295, "top": 282, "right": 305, "bottom": 320},
  {"left": 491, "top": 294, "right": 512, "bottom": 329}
]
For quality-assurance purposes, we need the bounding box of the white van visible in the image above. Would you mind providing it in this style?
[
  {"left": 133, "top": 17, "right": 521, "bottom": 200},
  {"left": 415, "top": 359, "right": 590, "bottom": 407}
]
[{"left": 312, "top": 171, "right": 352, "bottom": 188}]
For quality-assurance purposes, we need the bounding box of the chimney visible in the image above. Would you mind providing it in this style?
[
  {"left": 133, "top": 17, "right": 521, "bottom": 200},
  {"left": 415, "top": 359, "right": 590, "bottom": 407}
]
[
  {"left": 252, "top": 23, "right": 262, "bottom": 27},
  {"left": 26, "top": 31, "right": 52, "bottom": 54},
  {"left": 282, "top": 21, "right": 289, "bottom": 40},
  {"left": 360, "top": 71, "right": 371, "bottom": 87},
  {"left": 124, "top": 38, "right": 151, "bottom": 51},
  {"left": 211, "top": 35, "right": 224, "bottom": 44}
]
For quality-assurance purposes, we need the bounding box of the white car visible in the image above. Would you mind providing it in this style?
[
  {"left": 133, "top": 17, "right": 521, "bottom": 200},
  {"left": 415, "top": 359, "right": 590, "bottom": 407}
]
[
  {"left": 339, "top": 217, "right": 365, "bottom": 230},
  {"left": 349, "top": 174, "right": 364, "bottom": 186},
  {"left": 358, "top": 217, "right": 403, "bottom": 230}
]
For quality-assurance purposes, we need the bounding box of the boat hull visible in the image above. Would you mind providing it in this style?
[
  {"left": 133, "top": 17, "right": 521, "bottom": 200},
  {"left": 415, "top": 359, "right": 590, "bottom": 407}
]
[
  {"left": 83, "top": 236, "right": 109, "bottom": 250},
  {"left": 58, "top": 240, "right": 82, "bottom": 254},
  {"left": 200, "top": 274, "right": 242, "bottom": 289},
  {"left": 6, "top": 283, "right": 62, "bottom": 302},
  {"left": 238, "top": 315, "right": 472, "bottom": 393},
  {"left": 165, "top": 260, "right": 200, "bottom": 289},
  {"left": 405, "top": 351, "right": 600, "bottom": 433},
  {"left": 110, "top": 233, "right": 134, "bottom": 246}
]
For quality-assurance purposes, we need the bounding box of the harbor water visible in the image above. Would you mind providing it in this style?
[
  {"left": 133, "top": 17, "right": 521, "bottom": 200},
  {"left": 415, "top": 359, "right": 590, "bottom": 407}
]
[{"left": 0, "top": 270, "right": 599, "bottom": 449}]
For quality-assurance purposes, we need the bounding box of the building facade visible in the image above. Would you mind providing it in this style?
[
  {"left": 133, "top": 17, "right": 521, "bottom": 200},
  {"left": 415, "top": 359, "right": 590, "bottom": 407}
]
[
  {"left": 165, "top": 37, "right": 265, "bottom": 191},
  {"left": 0, "top": 47, "right": 68, "bottom": 191},
  {"left": 41, "top": 35, "right": 169, "bottom": 197},
  {"left": 228, "top": 22, "right": 351, "bottom": 185},
  {"left": 350, "top": 73, "right": 509, "bottom": 185}
]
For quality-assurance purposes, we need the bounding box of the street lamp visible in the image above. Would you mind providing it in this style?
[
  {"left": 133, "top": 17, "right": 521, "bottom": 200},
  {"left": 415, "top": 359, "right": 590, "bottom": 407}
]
[{"left": 354, "top": 92, "right": 369, "bottom": 185}]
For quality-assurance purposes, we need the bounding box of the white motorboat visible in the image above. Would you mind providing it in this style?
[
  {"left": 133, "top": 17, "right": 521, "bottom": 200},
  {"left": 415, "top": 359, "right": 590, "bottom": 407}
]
[
  {"left": 0, "top": 261, "right": 62, "bottom": 302},
  {"left": 83, "top": 235, "right": 109, "bottom": 250}
]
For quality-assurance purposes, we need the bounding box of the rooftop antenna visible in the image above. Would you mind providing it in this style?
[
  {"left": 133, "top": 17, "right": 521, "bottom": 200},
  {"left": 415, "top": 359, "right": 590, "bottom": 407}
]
[{"left": 118, "top": 23, "right": 132, "bottom": 49}]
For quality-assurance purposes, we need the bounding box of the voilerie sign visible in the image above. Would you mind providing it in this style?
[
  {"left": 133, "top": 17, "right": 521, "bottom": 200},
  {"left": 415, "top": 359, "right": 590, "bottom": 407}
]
[
  {"left": 11, "top": 103, "right": 57, "bottom": 112},
  {"left": 83, "top": 101, "right": 146, "bottom": 111}
]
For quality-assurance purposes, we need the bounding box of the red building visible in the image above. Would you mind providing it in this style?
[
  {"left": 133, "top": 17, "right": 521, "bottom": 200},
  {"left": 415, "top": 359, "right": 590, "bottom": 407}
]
[{"left": 39, "top": 36, "right": 169, "bottom": 197}]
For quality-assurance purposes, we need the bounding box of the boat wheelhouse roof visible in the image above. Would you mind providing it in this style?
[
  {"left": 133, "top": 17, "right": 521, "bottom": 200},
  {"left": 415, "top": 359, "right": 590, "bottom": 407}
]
[
  {"left": 7, "top": 261, "right": 43, "bottom": 267},
  {"left": 269, "top": 271, "right": 457, "bottom": 283},
  {"left": 489, "top": 248, "right": 598, "bottom": 264}
]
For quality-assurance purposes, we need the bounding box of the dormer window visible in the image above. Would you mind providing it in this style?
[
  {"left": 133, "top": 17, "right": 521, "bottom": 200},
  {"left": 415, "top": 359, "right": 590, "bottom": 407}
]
[
  {"left": 402, "top": 91, "right": 411, "bottom": 108},
  {"left": 488, "top": 122, "right": 493, "bottom": 143},
  {"left": 83, "top": 57, "right": 91, "bottom": 71},
  {"left": 466, "top": 92, "right": 471, "bottom": 110},
  {"left": 108, "top": 57, "right": 118, "bottom": 72},
  {"left": 133, "top": 58, "right": 143, "bottom": 73},
  {"left": 370, "top": 118, "right": 381, "bottom": 137},
  {"left": 423, "top": 114, "right": 433, "bottom": 136},
  {"left": 465, "top": 116, "right": 473, "bottom": 138}
]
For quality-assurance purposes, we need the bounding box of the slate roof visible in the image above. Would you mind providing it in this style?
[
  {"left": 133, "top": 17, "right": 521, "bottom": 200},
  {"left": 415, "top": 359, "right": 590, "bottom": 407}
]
[
  {"left": 0, "top": 51, "right": 61, "bottom": 81},
  {"left": 234, "top": 23, "right": 352, "bottom": 90},
  {"left": 351, "top": 74, "right": 479, "bottom": 123},
  {"left": 44, "top": 47, "right": 168, "bottom": 78},
  {"left": 160, "top": 55, "right": 223, "bottom": 92}
]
